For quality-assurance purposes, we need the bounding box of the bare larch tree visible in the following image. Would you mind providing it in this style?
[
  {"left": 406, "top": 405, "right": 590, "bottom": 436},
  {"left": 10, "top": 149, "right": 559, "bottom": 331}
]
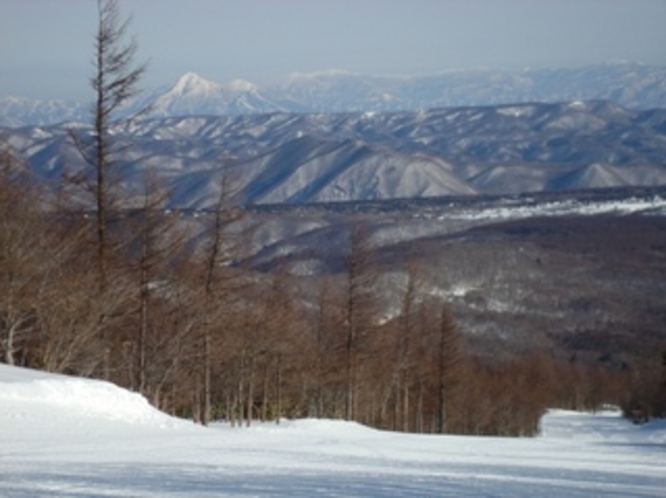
[{"left": 90, "top": 0, "right": 147, "bottom": 288}]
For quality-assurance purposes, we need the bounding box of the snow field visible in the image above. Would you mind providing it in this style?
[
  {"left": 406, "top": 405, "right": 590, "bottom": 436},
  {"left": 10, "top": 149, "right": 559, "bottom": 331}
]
[{"left": 1, "top": 363, "right": 664, "bottom": 497}]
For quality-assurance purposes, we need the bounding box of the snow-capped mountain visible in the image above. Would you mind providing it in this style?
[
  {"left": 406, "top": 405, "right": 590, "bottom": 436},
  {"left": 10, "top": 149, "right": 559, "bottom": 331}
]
[
  {"left": 2, "top": 63, "right": 665, "bottom": 127},
  {"left": 0, "top": 96, "right": 89, "bottom": 127},
  {"left": 140, "top": 72, "right": 295, "bottom": 118},
  {"left": 3, "top": 101, "right": 665, "bottom": 208}
]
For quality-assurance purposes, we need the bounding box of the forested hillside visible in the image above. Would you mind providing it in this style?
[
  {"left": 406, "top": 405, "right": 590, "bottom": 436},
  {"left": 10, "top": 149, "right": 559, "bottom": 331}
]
[{"left": 2, "top": 147, "right": 664, "bottom": 434}]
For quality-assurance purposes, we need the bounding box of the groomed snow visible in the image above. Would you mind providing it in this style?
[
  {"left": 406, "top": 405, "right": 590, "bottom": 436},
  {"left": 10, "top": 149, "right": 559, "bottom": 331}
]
[{"left": 1, "top": 363, "right": 664, "bottom": 497}]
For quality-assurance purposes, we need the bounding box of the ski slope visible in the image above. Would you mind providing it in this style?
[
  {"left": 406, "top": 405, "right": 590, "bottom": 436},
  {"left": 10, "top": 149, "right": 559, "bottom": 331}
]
[{"left": 1, "top": 363, "right": 664, "bottom": 497}]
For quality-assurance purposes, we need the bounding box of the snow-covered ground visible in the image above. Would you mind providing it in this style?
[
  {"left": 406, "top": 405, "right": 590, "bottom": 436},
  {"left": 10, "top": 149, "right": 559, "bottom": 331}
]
[
  {"left": 446, "top": 195, "right": 666, "bottom": 221},
  {"left": 1, "top": 364, "right": 664, "bottom": 497}
]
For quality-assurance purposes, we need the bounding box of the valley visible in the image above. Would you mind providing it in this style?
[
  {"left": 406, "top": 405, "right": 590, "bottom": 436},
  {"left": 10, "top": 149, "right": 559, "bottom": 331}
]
[
  {"left": 2, "top": 96, "right": 665, "bottom": 367},
  {"left": 1, "top": 63, "right": 665, "bottom": 432},
  {"left": 238, "top": 187, "right": 666, "bottom": 362}
]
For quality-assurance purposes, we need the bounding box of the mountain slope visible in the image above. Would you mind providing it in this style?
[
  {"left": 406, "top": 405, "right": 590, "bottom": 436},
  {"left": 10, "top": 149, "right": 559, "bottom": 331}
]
[
  {"left": 144, "top": 72, "right": 294, "bottom": 118},
  {"left": 2, "top": 101, "right": 665, "bottom": 207}
]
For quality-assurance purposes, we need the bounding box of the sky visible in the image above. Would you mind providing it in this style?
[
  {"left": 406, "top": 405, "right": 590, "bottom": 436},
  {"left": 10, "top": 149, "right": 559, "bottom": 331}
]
[{"left": 2, "top": 0, "right": 666, "bottom": 101}]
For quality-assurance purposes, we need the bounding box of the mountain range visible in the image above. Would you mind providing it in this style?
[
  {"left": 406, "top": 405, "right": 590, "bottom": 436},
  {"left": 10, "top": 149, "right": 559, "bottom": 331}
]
[
  {"left": 2, "top": 66, "right": 665, "bottom": 361},
  {"left": 3, "top": 100, "right": 665, "bottom": 208},
  {"left": 2, "top": 63, "right": 665, "bottom": 127}
]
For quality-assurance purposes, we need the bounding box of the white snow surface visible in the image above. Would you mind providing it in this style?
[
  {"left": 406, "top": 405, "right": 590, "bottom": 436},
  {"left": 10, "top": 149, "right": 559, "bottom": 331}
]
[
  {"left": 446, "top": 195, "right": 666, "bottom": 221},
  {"left": 1, "top": 364, "right": 664, "bottom": 497}
]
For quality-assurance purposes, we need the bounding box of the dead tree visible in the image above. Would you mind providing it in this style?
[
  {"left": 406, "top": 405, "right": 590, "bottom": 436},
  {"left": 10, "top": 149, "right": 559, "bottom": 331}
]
[{"left": 84, "top": 0, "right": 148, "bottom": 288}]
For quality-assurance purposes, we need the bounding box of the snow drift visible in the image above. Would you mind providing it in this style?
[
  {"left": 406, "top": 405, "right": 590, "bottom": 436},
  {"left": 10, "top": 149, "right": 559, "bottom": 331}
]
[{"left": 0, "top": 364, "right": 185, "bottom": 427}]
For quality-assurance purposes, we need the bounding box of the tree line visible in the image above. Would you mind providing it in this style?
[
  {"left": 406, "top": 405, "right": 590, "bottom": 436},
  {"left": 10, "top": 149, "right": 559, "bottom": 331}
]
[{"left": 2, "top": 142, "right": 659, "bottom": 435}]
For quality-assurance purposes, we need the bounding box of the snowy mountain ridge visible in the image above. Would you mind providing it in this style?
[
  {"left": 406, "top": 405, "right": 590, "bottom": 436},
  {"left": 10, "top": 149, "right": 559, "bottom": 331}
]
[
  {"left": 2, "top": 62, "right": 665, "bottom": 127},
  {"left": 170, "top": 71, "right": 221, "bottom": 95},
  {"left": 3, "top": 100, "right": 665, "bottom": 208}
]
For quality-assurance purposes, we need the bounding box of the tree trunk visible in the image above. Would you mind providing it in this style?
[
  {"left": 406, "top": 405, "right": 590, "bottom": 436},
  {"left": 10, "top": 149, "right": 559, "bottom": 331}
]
[
  {"left": 246, "top": 354, "right": 255, "bottom": 427},
  {"left": 275, "top": 353, "right": 282, "bottom": 424},
  {"left": 202, "top": 330, "right": 212, "bottom": 425}
]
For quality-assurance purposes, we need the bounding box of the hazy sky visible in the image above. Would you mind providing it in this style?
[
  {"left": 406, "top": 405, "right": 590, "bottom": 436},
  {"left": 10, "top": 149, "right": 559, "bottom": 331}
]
[{"left": 2, "top": 0, "right": 666, "bottom": 100}]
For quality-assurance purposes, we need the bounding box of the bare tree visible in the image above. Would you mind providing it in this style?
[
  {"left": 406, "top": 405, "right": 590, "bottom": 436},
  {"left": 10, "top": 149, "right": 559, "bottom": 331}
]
[
  {"left": 198, "top": 167, "right": 248, "bottom": 425},
  {"left": 395, "top": 264, "right": 423, "bottom": 431},
  {"left": 342, "top": 218, "right": 377, "bottom": 421},
  {"left": 436, "top": 301, "right": 464, "bottom": 434},
  {"left": 126, "top": 171, "right": 184, "bottom": 395},
  {"left": 88, "top": 0, "right": 147, "bottom": 288},
  {"left": 0, "top": 150, "right": 41, "bottom": 365}
]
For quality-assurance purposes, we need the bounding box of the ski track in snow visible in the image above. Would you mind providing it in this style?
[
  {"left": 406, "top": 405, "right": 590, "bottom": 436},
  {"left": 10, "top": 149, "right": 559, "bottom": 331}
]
[{"left": 1, "top": 364, "right": 665, "bottom": 497}]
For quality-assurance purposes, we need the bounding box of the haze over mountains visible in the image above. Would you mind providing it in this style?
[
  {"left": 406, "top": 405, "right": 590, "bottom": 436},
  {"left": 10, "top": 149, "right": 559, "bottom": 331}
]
[
  {"left": 2, "top": 62, "right": 666, "bottom": 127},
  {"left": 1, "top": 62, "right": 665, "bottom": 208}
]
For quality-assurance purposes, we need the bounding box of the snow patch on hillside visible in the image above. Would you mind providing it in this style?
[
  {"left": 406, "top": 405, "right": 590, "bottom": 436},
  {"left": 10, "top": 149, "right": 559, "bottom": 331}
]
[{"left": 448, "top": 195, "right": 666, "bottom": 221}]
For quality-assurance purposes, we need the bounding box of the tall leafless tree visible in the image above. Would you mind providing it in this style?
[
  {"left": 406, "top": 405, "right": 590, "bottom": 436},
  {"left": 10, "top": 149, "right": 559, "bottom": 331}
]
[
  {"left": 436, "top": 302, "right": 464, "bottom": 433},
  {"left": 198, "top": 166, "right": 247, "bottom": 425},
  {"left": 89, "top": 0, "right": 147, "bottom": 288},
  {"left": 127, "top": 171, "right": 183, "bottom": 395},
  {"left": 342, "top": 219, "right": 377, "bottom": 421}
]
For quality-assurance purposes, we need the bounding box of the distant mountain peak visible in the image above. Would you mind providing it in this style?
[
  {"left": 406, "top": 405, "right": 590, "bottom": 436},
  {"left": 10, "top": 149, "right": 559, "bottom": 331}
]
[
  {"left": 171, "top": 72, "right": 221, "bottom": 96},
  {"left": 286, "top": 69, "right": 356, "bottom": 81},
  {"left": 3, "top": 63, "right": 666, "bottom": 127}
]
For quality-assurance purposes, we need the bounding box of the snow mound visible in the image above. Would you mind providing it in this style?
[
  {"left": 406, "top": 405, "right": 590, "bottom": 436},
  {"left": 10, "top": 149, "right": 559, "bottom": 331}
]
[{"left": 0, "top": 364, "right": 186, "bottom": 428}]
